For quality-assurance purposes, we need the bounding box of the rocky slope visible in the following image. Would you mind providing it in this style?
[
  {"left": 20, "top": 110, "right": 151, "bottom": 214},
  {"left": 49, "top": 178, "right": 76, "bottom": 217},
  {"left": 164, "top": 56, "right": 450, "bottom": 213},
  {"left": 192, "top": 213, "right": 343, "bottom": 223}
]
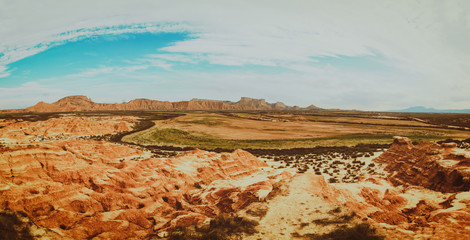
[
  {"left": 23, "top": 95, "right": 321, "bottom": 112},
  {"left": 1, "top": 113, "right": 469, "bottom": 239},
  {"left": 0, "top": 132, "right": 290, "bottom": 239},
  {"left": 242, "top": 169, "right": 470, "bottom": 239},
  {"left": 0, "top": 116, "right": 134, "bottom": 144},
  {"left": 374, "top": 136, "right": 470, "bottom": 193},
  {"left": 243, "top": 137, "right": 470, "bottom": 239}
]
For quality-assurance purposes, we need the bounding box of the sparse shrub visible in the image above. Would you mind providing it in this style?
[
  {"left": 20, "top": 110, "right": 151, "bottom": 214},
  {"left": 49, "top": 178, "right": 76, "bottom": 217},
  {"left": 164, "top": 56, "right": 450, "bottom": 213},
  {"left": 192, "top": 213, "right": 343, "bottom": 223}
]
[
  {"left": 168, "top": 214, "right": 259, "bottom": 240},
  {"left": 246, "top": 205, "right": 268, "bottom": 218},
  {"left": 302, "top": 223, "right": 384, "bottom": 240},
  {"left": 0, "top": 210, "right": 35, "bottom": 240},
  {"left": 297, "top": 207, "right": 384, "bottom": 240},
  {"left": 266, "top": 180, "right": 290, "bottom": 199},
  {"left": 299, "top": 222, "right": 310, "bottom": 228}
]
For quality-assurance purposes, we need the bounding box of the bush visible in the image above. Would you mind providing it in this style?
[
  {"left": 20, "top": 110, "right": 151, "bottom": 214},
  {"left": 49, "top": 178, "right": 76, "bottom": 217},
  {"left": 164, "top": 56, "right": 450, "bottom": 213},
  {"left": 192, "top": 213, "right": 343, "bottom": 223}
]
[
  {"left": 304, "top": 223, "right": 385, "bottom": 240},
  {"left": 0, "top": 210, "right": 34, "bottom": 240},
  {"left": 294, "top": 208, "right": 384, "bottom": 240},
  {"left": 168, "top": 214, "right": 259, "bottom": 240}
]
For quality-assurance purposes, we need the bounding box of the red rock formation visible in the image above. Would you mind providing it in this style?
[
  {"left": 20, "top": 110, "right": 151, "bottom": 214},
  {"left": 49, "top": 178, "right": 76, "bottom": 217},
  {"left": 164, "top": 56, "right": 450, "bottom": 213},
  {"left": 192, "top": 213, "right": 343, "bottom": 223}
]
[
  {"left": 235, "top": 97, "right": 272, "bottom": 110},
  {"left": 2, "top": 117, "right": 469, "bottom": 239},
  {"left": 359, "top": 183, "right": 470, "bottom": 239},
  {"left": 305, "top": 104, "right": 321, "bottom": 110},
  {"left": 374, "top": 136, "right": 470, "bottom": 193},
  {"left": 345, "top": 137, "right": 470, "bottom": 238},
  {"left": 300, "top": 172, "right": 470, "bottom": 239},
  {"left": 0, "top": 139, "right": 290, "bottom": 239},
  {"left": 0, "top": 116, "right": 132, "bottom": 142},
  {"left": 22, "top": 95, "right": 322, "bottom": 112}
]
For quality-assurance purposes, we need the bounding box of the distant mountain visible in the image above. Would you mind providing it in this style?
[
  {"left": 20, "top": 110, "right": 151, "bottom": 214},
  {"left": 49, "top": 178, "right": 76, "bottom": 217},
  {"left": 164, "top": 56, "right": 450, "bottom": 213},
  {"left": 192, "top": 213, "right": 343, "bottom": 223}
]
[
  {"left": 22, "top": 95, "right": 323, "bottom": 112},
  {"left": 389, "top": 106, "right": 470, "bottom": 113}
]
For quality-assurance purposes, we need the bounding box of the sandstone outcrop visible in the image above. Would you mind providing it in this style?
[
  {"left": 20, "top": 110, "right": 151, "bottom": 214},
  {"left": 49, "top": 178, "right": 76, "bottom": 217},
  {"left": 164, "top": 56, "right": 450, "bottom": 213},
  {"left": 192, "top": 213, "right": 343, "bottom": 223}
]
[
  {"left": 296, "top": 173, "right": 470, "bottom": 239},
  {"left": 23, "top": 95, "right": 322, "bottom": 112},
  {"left": 0, "top": 138, "right": 290, "bottom": 239},
  {"left": 325, "top": 137, "right": 470, "bottom": 239},
  {"left": 305, "top": 104, "right": 321, "bottom": 110},
  {"left": 278, "top": 136, "right": 470, "bottom": 239},
  {"left": 2, "top": 114, "right": 470, "bottom": 239},
  {"left": 374, "top": 136, "right": 470, "bottom": 193},
  {"left": 0, "top": 116, "right": 133, "bottom": 143},
  {"left": 357, "top": 181, "right": 470, "bottom": 239}
]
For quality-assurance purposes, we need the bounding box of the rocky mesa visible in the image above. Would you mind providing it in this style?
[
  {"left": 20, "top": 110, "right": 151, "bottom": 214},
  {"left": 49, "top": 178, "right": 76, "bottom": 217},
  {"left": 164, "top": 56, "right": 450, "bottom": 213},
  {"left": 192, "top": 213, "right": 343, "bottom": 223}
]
[{"left": 22, "top": 95, "right": 321, "bottom": 112}]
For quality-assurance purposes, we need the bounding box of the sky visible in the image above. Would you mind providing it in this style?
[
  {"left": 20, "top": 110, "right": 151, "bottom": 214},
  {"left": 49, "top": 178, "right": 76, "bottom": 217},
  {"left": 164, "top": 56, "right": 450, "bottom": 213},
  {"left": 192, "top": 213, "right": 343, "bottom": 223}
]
[{"left": 0, "top": 0, "right": 469, "bottom": 110}]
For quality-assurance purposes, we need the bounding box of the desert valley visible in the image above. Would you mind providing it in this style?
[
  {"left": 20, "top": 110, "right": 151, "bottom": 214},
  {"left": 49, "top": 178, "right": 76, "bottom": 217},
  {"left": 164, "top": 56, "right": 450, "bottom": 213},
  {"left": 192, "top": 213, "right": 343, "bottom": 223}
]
[
  {"left": 2, "top": 1, "right": 469, "bottom": 239},
  {"left": 1, "top": 96, "right": 470, "bottom": 239}
]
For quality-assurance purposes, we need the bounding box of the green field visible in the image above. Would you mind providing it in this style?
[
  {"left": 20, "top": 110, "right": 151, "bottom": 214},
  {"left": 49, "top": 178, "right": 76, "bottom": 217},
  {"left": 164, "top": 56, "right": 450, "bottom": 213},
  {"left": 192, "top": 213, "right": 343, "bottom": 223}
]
[
  {"left": 120, "top": 111, "right": 470, "bottom": 150},
  {"left": 123, "top": 126, "right": 456, "bottom": 150}
]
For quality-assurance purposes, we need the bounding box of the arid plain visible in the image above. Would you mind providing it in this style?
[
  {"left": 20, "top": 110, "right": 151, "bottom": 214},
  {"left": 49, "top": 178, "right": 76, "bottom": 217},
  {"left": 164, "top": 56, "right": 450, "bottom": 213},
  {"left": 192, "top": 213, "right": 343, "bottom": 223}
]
[{"left": 1, "top": 96, "right": 470, "bottom": 239}]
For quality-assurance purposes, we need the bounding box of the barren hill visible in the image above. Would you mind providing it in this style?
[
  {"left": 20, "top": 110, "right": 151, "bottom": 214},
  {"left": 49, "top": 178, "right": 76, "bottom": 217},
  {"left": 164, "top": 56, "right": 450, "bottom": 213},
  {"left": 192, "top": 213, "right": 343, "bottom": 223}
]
[
  {"left": 1, "top": 112, "right": 470, "bottom": 239},
  {"left": 23, "top": 95, "right": 321, "bottom": 112}
]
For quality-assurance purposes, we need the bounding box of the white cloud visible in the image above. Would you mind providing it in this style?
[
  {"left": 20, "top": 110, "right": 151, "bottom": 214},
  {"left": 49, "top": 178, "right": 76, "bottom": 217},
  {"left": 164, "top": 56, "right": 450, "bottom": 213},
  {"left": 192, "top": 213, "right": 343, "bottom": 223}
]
[
  {"left": 0, "top": 0, "right": 469, "bottom": 109},
  {"left": 144, "top": 54, "right": 200, "bottom": 64},
  {"left": 0, "top": 23, "right": 191, "bottom": 77},
  {"left": 0, "top": 82, "right": 70, "bottom": 109},
  {"left": 3, "top": 0, "right": 468, "bottom": 71},
  {"left": 67, "top": 64, "right": 154, "bottom": 79},
  {"left": 33, "top": 61, "right": 433, "bottom": 111},
  {"left": 0, "top": 65, "right": 11, "bottom": 78}
]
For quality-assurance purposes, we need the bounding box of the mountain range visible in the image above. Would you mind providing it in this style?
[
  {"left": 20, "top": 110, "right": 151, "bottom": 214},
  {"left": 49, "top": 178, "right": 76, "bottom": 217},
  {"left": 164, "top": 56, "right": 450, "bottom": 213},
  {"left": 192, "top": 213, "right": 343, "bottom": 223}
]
[
  {"left": 389, "top": 106, "right": 470, "bottom": 113},
  {"left": 20, "top": 95, "right": 322, "bottom": 112}
]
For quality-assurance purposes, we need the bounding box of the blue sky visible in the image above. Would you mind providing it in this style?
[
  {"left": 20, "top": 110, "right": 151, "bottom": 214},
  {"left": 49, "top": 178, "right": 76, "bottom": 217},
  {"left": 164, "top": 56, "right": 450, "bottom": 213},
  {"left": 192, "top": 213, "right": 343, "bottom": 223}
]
[
  {"left": 1, "top": 0, "right": 469, "bottom": 110},
  {"left": 3, "top": 32, "right": 190, "bottom": 87}
]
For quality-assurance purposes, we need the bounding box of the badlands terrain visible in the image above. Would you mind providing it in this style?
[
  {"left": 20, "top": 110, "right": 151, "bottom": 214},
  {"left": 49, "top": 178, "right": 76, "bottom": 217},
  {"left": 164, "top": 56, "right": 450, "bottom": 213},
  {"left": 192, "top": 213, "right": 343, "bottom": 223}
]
[{"left": 1, "top": 96, "right": 470, "bottom": 239}]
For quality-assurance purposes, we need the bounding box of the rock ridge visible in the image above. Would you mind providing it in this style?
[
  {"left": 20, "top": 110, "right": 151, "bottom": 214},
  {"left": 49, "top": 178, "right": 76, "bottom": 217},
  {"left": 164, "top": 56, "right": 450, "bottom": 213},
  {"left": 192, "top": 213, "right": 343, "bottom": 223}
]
[
  {"left": 22, "top": 96, "right": 322, "bottom": 112},
  {"left": 374, "top": 136, "right": 470, "bottom": 193},
  {"left": 0, "top": 138, "right": 290, "bottom": 239}
]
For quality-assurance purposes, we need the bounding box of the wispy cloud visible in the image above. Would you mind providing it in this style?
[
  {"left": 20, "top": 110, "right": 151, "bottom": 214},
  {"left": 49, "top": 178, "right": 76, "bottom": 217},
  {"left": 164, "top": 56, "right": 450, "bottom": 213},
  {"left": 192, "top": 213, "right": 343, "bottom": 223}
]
[
  {"left": 0, "top": 22, "right": 192, "bottom": 77},
  {"left": 0, "top": 0, "right": 469, "bottom": 109},
  {"left": 0, "top": 65, "right": 11, "bottom": 78},
  {"left": 0, "top": 82, "right": 69, "bottom": 109},
  {"left": 67, "top": 64, "right": 154, "bottom": 79},
  {"left": 144, "top": 54, "right": 201, "bottom": 64}
]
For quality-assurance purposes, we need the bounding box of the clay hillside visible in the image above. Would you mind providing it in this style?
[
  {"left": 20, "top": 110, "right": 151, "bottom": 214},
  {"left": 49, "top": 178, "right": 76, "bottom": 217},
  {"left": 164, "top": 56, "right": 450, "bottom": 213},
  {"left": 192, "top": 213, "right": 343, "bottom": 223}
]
[{"left": 23, "top": 96, "right": 322, "bottom": 112}]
